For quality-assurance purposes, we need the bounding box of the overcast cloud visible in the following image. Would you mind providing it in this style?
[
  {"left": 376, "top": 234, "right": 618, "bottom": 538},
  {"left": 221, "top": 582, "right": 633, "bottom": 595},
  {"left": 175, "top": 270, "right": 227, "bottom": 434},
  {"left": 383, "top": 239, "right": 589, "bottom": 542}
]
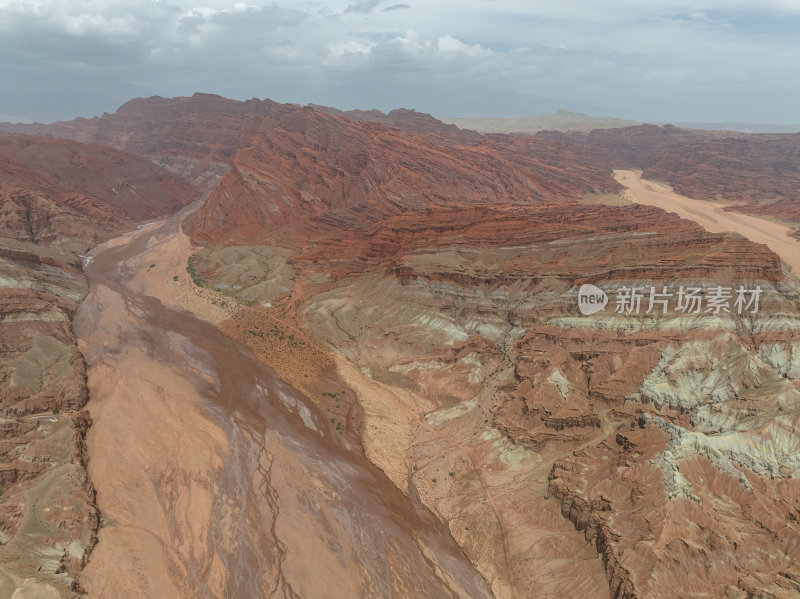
[{"left": 1, "top": 0, "right": 798, "bottom": 123}]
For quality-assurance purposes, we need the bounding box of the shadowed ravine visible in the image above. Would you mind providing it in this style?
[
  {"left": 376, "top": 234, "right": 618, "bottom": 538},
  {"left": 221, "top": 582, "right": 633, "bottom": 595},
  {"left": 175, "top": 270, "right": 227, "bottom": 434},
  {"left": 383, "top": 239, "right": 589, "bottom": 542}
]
[{"left": 72, "top": 206, "right": 493, "bottom": 598}]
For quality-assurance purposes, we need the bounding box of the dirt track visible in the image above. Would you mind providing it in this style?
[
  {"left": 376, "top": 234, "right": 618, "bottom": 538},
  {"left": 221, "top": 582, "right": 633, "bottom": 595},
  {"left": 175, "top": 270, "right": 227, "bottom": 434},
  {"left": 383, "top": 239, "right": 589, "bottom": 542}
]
[{"left": 615, "top": 169, "right": 800, "bottom": 275}]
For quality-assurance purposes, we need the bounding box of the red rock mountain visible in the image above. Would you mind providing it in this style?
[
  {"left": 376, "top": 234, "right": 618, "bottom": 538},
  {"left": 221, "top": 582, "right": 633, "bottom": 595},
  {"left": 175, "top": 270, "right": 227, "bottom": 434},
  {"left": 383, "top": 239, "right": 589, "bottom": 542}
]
[
  {"left": 0, "top": 94, "right": 277, "bottom": 190},
  {"left": 0, "top": 94, "right": 617, "bottom": 201},
  {"left": 537, "top": 125, "right": 800, "bottom": 227},
  {"left": 183, "top": 104, "right": 618, "bottom": 245},
  {"left": 6, "top": 97, "right": 799, "bottom": 229},
  {"left": 0, "top": 134, "right": 197, "bottom": 247}
]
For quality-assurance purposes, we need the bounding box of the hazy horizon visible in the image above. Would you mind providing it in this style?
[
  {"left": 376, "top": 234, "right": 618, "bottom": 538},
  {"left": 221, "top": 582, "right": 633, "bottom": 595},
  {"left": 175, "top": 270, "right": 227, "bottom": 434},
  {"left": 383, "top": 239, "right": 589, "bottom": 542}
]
[
  {"left": 2, "top": 0, "right": 800, "bottom": 124},
  {"left": 3, "top": 94, "right": 800, "bottom": 135}
]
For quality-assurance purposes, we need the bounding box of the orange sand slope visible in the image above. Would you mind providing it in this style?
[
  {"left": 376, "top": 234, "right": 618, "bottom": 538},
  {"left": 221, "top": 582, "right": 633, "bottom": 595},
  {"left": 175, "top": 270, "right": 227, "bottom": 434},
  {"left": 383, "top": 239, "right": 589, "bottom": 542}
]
[{"left": 615, "top": 169, "right": 800, "bottom": 275}]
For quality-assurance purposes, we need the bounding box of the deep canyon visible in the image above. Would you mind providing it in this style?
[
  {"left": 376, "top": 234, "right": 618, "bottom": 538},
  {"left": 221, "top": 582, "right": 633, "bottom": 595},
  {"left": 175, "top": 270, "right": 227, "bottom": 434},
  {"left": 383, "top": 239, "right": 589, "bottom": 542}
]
[{"left": 1, "top": 95, "right": 800, "bottom": 598}]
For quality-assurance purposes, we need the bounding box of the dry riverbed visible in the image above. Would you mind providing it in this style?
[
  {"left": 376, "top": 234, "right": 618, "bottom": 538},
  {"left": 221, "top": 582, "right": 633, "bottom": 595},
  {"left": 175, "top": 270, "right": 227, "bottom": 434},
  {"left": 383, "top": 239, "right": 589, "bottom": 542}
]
[{"left": 616, "top": 169, "right": 800, "bottom": 274}]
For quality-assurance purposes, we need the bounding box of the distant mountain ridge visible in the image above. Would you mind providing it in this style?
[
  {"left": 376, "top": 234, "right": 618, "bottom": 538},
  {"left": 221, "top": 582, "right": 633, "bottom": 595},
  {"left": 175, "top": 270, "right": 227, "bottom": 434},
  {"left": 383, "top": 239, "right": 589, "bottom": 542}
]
[
  {"left": 442, "top": 110, "right": 800, "bottom": 134},
  {"left": 662, "top": 121, "right": 800, "bottom": 134},
  {"left": 307, "top": 103, "right": 480, "bottom": 140},
  {"left": 442, "top": 110, "right": 639, "bottom": 133},
  {"left": 3, "top": 95, "right": 799, "bottom": 231}
]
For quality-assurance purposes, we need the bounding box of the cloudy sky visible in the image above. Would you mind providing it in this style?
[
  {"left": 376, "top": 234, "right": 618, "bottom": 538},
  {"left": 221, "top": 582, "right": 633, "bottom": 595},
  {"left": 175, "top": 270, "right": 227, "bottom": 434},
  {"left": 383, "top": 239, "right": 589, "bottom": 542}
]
[{"left": 1, "top": 0, "right": 799, "bottom": 123}]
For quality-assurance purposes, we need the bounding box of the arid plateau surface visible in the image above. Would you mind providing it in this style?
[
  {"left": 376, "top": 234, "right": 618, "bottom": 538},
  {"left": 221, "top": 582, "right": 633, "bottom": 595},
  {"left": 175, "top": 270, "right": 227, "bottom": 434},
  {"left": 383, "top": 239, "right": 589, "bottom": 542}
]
[{"left": 2, "top": 95, "right": 800, "bottom": 598}]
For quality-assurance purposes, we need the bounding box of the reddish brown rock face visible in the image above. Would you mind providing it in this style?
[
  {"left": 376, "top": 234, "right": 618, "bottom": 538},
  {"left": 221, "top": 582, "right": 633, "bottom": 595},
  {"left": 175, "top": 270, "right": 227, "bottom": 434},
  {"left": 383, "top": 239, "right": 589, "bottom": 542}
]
[{"left": 290, "top": 215, "right": 798, "bottom": 597}]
